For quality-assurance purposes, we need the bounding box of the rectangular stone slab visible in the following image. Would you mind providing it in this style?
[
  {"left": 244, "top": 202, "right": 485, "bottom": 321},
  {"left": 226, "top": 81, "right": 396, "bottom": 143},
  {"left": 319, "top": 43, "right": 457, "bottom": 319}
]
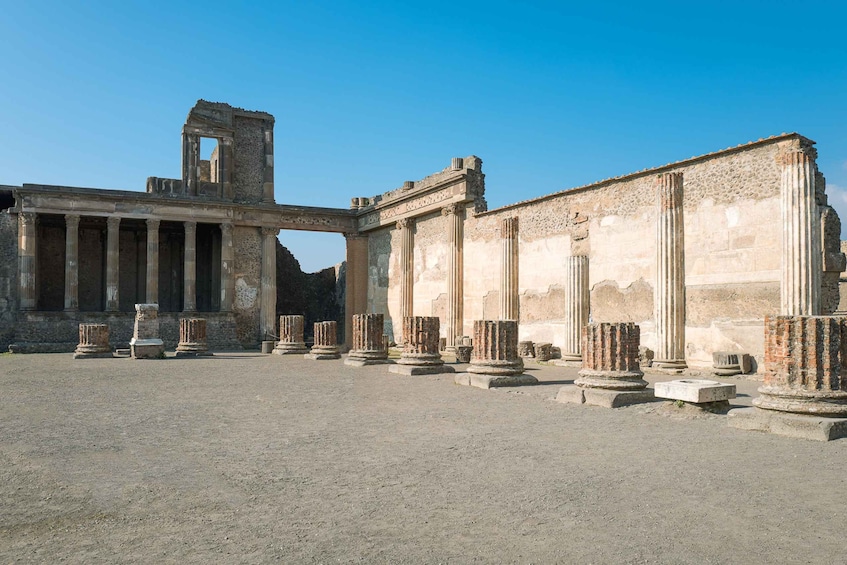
[
  {"left": 454, "top": 373, "right": 538, "bottom": 389},
  {"left": 389, "top": 365, "right": 455, "bottom": 376},
  {"left": 654, "top": 379, "right": 736, "bottom": 403},
  {"left": 727, "top": 407, "right": 847, "bottom": 441},
  {"left": 555, "top": 385, "right": 656, "bottom": 408}
]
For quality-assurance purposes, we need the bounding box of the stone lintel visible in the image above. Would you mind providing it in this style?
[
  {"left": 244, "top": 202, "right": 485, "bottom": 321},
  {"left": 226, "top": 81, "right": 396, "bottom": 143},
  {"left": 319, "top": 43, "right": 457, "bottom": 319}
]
[
  {"left": 454, "top": 373, "right": 538, "bottom": 389},
  {"left": 556, "top": 385, "right": 656, "bottom": 409},
  {"left": 388, "top": 364, "right": 455, "bottom": 376},
  {"left": 727, "top": 407, "right": 847, "bottom": 441},
  {"left": 654, "top": 379, "right": 737, "bottom": 403}
]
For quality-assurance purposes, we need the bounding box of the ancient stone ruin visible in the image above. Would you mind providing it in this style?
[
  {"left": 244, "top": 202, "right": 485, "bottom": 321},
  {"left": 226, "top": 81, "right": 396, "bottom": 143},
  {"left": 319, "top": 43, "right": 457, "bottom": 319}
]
[
  {"left": 389, "top": 316, "right": 453, "bottom": 376},
  {"left": 73, "top": 323, "right": 112, "bottom": 359},
  {"left": 130, "top": 304, "right": 165, "bottom": 359},
  {"left": 175, "top": 318, "right": 211, "bottom": 357},
  {"left": 345, "top": 313, "right": 389, "bottom": 366},
  {"left": 305, "top": 321, "right": 341, "bottom": 360},
  {"left": 273, "top": 315, "right": 309, "bottom": 355}
]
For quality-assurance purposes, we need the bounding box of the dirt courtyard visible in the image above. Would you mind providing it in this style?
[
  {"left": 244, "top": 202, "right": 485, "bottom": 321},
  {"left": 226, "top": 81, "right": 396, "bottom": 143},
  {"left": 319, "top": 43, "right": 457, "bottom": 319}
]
[{"left": 1, "top": 352, "right": 845, "bottom": 564}]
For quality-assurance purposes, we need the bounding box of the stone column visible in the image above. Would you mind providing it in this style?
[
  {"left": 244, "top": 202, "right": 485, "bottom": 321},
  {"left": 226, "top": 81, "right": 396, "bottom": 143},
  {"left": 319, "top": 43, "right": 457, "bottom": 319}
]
[
  {"left": 468, "top": 320, "right": 524, "bottom": 376},
  {"left": 182, "top": 132, "right": 200, "bottom": 196},
  {"left": 500, "top": 217, "right": 519, "bottom": 321},
  {"left": 176, "top": 318, "right": 211, "bottom": 357},
  {"left": 345, "top": 313, "right": 389, "bottom": 366},
  {"left": 220, "top": 138, "right": 234, "bottom": 200},
  {"left": 18, "top": 212, "right": 37, "bottom": 311},
  {"left": 105, "top": 216, "right": 120, "bottom": 312},
  {"left": 576, "top": 322, "right": 646, "bottom": 390},
  {"left": 443, "top": 203, "right": 464, "bottom": 349},
  {"left": 753, "top": 316, "right": 847, "bottom": 415},
  {"left": 64, "top": 214, "right": 80, "bottom": 312},
  {"left": 220, "top": 222, "right": 234, "bottom": 312},
  {"left": 73, "top": 323, "right": 112, "bottom": 359},
  {"left": 145, "top": 218, "right": 160, "bottom": 304},
  {"left": 262, "top": 125, "right": 275, "bottom": 203},
  {"left": 260, "top": 227, "right": 279, "bottom": 340},
  {"left": 274, "top": 315, "right": 309, "bottom": 354},
  {"left": 780, "top": 151, "right": 821, "bottom": 316},
  {"left": 344, "top": 233, "right": 369, "bottom": 351},
  {"left": 390, "top": 316, "right": 452, "bottom": 375},
  {"left": 182, "top": 221, "right": 197, "bottom": 312},
  {"left": 397, "top": 218, "right": 415, "bottom": 339},
  {"left": 654, "top": 172, "right": 686, "bottom": 370},
  {"left": 130, "top": 304, "right": 165, "bottom": 359},
  {"left": 562, "top": 255, "right": 589, "bottom": 362},
  {"left": 306, "top": 321, "right": 341, "bottom": 360}
]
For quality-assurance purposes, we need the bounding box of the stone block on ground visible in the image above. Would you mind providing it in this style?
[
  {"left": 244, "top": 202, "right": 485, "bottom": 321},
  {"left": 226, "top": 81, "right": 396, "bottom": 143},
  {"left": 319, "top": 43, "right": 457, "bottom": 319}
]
[
  {"left": 556, "top": 385, "right": 656, "bottom": 409},
  {"left": 654, "top": 379, "right": 736, "bottom": 403},
  {"left": 389, "top": 364, "right": 455, "bottom": 376},
  {"left": 727, "top": 407, "right": 847, "bottom": 441},
  {"left": 454, "top": 373, "right": 538, "bottom": 389}
]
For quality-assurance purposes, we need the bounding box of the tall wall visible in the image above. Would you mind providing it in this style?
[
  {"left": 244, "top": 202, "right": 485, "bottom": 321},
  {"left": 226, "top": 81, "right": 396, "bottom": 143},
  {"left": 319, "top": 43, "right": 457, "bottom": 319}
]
[
  {"left": 233, "top": 116, "right": 267, "bottom": 204},
  {"left": 0, "top": 211, "right": 18, "bottom": 349}
]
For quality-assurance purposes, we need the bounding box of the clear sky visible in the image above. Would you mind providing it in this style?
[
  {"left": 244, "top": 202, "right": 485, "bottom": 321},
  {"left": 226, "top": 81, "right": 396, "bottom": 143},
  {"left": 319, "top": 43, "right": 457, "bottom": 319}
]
[{"left": 2, "top": 1, "right": 846, "bottom": 272}]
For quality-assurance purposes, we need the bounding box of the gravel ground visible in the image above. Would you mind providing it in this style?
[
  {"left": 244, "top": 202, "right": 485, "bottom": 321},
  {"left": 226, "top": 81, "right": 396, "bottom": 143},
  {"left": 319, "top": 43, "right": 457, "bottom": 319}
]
[{"left": 1, "top": 352, "right": 845, "bottom": 564}]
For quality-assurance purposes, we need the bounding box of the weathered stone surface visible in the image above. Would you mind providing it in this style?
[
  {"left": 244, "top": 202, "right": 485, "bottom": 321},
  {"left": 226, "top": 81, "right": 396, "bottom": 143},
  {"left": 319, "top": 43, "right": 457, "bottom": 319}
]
[
  {"left": 130, "top": 304, "right": 165, "bottom": 359},
  {"left": 518, "top": 340, "right": 534, "bottom": 357},
  {"left": 712, "top": 351, "right": 752, "bottom": 376},
  {"left": 305, "top": 320, "right": 340, "bottom": 360},
  {"left": 575, "top": 322, "right": 646, "bottom": 391},
  {"left": 455, "top": 373, "right": 538, "bottom": 389},
  {"left": 175, "top": 318, "right": 211, "bottom": 357},
  {"left": 556, "top": 385, "right": 656, "bottom": 408},
  {"left": 468, "top": 320, "right": 524, "bottom": 377},
  {"left": 346, "top": 313, "right": 388, "bottom": 366},
  {"left": 533, "top": 342, "right": 552, "bottom": 362},
  {"left": 397, "top": 316, "right": 442, "bottom": 366},
  {"left": 274, "top": 315, "right": 309, "bottom": 355},
  {"left": 455, "top": 345, "right": 472, "bottom": 364},
  {"left": 753, "top": 316, "right": 847, "bottom": 415},
  {"left": 728, "top": 406, "right": 847, "bottom": 441},
  {"left": 654, "top": 379, "right": 736, "bottom": 403},
  {"left": 73, "top": 323, "right": 112, "bottom": 359},
  {"left": 655, "top": 172, "right": 686, "bottom": 370}
]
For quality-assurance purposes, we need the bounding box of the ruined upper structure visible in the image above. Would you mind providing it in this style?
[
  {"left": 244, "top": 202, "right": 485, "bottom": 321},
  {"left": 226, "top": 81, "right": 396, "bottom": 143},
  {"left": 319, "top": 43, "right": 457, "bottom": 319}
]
[{"left": 0, "top": 100, "right": 844, "bottom": 370}]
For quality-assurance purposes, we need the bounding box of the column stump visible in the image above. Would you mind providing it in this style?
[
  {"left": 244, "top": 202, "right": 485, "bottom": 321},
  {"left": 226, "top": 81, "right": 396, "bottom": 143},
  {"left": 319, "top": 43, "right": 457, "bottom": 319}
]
[
  {"left": 175, "top": 318, "right": 212, "bottom": 357},
  {"left": 130, "top": 304, "right": 165, "bottom": 359},
  {"left": 305, "top": 321, "right": 341, "bottom": 360},
  {"left": 274, "top": 315, "right": 309, "bottom": 355},
  {"left": 456, "top": 320, "right": 537, "bottom": 389},
  {"left": 73, "top": 324, "right": 112, "bottom": 359},
  {"left": 729, "top": 316, "right": 847, "bottom": 441},
  {"left": 557, "top": 322, "right": 654, "bottom": 408},
  {"left": 346, "top": 314, "right": 390, "bottom": 366},
  {"left": 389, "top": 317, "right": 454, "bottom": 376}
]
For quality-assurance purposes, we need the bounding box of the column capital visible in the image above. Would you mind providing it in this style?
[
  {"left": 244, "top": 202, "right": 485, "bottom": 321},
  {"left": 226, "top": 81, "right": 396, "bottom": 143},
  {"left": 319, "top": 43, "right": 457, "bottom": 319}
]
[
  {"left": 261, "top": 226, "right": 280, "bottom": 237},
  {"left": 501, "top": 216, "right": 518, "bottom": 238},
  {"left": 106, "top": 216, "right": 121, "bottom": 230},
  {"left": 441, "top": 203, "right": 464, "bottom": 217},
  {"left": 146, "top": 218, "right": 160, "bottom": 230},
  {"left": 396, "top": 217, "right": 414, "bottom": 230},
  {"left": 19, "top": 211, "right": 37, "bottom": 226},
  {"left": 65, "top": 214, "right": 80, "bottom": 229},
  {"left": 344, "top": 231, "right": 368, "bottom": 241},
  {"left": 184, "top": 220, "right": 197, "bottom": 234},
  {"left": 220, "top": 222, "right": 233, "bottom": 236}
]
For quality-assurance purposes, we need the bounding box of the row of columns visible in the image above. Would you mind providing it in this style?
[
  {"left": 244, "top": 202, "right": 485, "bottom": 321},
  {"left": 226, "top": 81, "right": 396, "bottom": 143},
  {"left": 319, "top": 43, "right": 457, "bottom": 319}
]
[{"left": 18, "top": 213, "right": 238, "bottom": 314}]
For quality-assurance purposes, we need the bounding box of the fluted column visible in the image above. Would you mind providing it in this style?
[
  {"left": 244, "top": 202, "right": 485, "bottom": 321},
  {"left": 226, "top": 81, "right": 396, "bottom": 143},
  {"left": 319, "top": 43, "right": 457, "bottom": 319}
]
[
  {"left": 183, "top": 221, "right": 197, "bottom": 312},
  {"left": 443, "top": 204, "right": 464, "bottom": 349},
  {"left": 346, "top": 313, "right": 389, "bottom": 366},
  {"left": 220, "top": 222, "right": 234, "bottom": 312},
  {"left": 145, "top": 218, "right": 159, "bottom": 304},
  {"left": 64, "top": 214, "right": 80, "bottom": 311},
  {"left": 274, "top": 315, "right": 309, "bottom": 354},
  {"left": 344, "top": 233, "right": 369, "bottom": 351},
  {"left": 468, "top": 320, "right": 524, "bottom": 376},
  {"left": 398, "top": 316, "right": 442, "bottom": 366},
  {"left": 576, "top": 322, "right": 646, "bottom": 390},
  {"left": 306, "top": 321, "right": 341, "bottom": 360},
  {"left": 260, "top": 227, "right": 279, "bottom": 340},
  {"left": 655, "top": 173, "right": 686, "bottom": 369},
  {"left": 18, "top": 212, "right": 37, "bottom": 311},
  {"left": 397, "top": 218, "right": 415, "bottom": 339},
  {"left": 500, "top": 217, "right": 519, "bottom": 321},
  {"left": 563, "top": 255, "right": 589, "bottom": 361},
  {"left": 176, "top": 318, "right": 211, "bottom": 357},
  {"left": 105, "top": 216, "right": 120, "bottom": 312},
  {"left": 780, "top": 151, "right": 821, "bottom": 316},
  {"left": 73, "top": 324, "right": 112, "bottom": 359}
]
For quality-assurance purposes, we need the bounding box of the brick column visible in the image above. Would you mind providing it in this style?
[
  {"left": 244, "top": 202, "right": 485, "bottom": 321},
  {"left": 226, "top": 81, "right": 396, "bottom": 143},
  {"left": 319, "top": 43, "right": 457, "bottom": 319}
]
[
  {"left": 346, "top": 313, "right": 388, "bottom": 366},
  {"left": 443, "top": 203, "right": 464, "bottom": 349},
  {"left": 654, "top": 172, "right": 686, "bottom": 369},
  {"left": 273, "top": 315, "right": 309, "bottom": 354},
  {"left": 753, "top": 316, "right": 847, "bottom": 415},
  {"left": 468, "top": 320, "right": 523, "bottom": 376},
  {"left": 780, "top": 151, "right": 821, "bottom": 316},
  {"left": 344, "top": 233, "right": 369, "bottom": 351},
  {"left": 18, "top": 212, "right": 37, "bottom": 311},
  {"left": 306, "top": 321, "right": 341, "bottom": 360},
  {"left": 399, "top": 316, "right": 442, "bottom": 366},
  {"left": 562, "top": 255, "right": 589, "bottom": 361},
  {"left": 220, "top": 222, "right": 234, "bottom": 312},
  {"left": 397, "top": 218, "right": 414, "bottom": 340},
  {"left": 260, "top": 227, "right": 279, "bottom": 340},
  {"left": 105, "top": 216, "right": 120, "bottom": 312},
  {"left": 183, "top": 221, "right": 197, "bottom": 312},
  {"left": 64, "top": 214, "right": 80, "bottom": 312},
  {"left": 176, "top": 318, "right": 211, "bottom": 357},
  {"left": 576, "top": 322, "right": 646, "bottom": 390},
  {"left": 73, "top": 323, "right": 112, "bottom": 359},
  {"left": 500, "top": 217, "right": 519, "bottom": 321},
  {"left": 145, "top": 218, "right": 159, "bottom": 304}
]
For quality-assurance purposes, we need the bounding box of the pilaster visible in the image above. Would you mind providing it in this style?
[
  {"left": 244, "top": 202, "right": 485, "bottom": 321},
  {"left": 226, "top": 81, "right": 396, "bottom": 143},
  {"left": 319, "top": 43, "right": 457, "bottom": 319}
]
[
  {"left": 344, "top": 233, "right": 369, "bottom": 351},
  {"left": 220, "top": 222, "right": 234, "bottom": 312},
  {"left": 105, "top": 216, "right": 120, "bottom": 312},
  {"left": 442, "top": 203, "right": 464, "bottom": 349},
  {"left": 64, "top": 214, "right": 80, "bottom": 311},
  {"left": 397, "top": 218, "right": 415, "bottom": 338},
  {"left": 183, "top": 221, "right": 197, "bottom": 312},
  {"left": 260, "top": 227, "right": 279, "bottom": 340},
  {"left": 500, "top": 217, "right": 519, "bottom": 321},
  {"left": 655, "top": 172, "right": 686, "bottom": 369},
  {"left": 562, "top": 255, "right": 589, "bottom": 361},
  {"left": 145, "top": 218, "right": 160, "bottom": 305}
]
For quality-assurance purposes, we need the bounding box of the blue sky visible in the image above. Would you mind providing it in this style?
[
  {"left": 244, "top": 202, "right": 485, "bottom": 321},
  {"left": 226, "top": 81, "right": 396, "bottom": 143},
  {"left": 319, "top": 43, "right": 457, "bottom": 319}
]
[{"left": 2, "top": 1, "right": 846, "bottom": 272}]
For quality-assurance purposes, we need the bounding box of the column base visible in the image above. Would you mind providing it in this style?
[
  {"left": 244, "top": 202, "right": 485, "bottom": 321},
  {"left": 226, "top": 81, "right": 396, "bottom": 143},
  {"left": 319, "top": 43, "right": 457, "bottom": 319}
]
[
  {"left": 397, "top": 354, "right": 443, "bottom": 367},
  {"left": 175, "top": 346, "right": 212, "bottom": 357},
  {"left": 389, "top": 364, "right": 455, "bottom": 376},
  {"left": 273, "top": 343, "right": 309, "bottom": 355},
  {"left": 467, "top": 359, "right": 524, "bottom": 376},
  {"left": 728, "top": 407, "right": 847, "bottom": 441},
  {"left": 575, "top": 369, "right": 647, "bottom": 390},
  {"left": 752, "top": 386, "right": 847, "bottom": 417},
  {"left": 73, "top": 350, "right": 113, "bottom": 359},
  {"left": 652, "top": 359, "right": 687, "bottom": 372},
  {"left": 454, "top": 373, "right": 538, "bottom": 389},
  {"left": 556, "top": 385, "right": 656, "bottom": 409}
]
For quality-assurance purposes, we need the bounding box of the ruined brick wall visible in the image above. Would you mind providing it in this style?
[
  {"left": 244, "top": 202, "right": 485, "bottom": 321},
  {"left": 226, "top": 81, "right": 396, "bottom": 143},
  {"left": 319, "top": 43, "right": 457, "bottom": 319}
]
[
  {"left": 233, "top": 116, "right": 266, "bottom": 204},
  {"left": 0, "top": 211, "right": 18, "bottom": 349},
  {"left": 232, "top": 226, "right": 262, "bottom": 346}
]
